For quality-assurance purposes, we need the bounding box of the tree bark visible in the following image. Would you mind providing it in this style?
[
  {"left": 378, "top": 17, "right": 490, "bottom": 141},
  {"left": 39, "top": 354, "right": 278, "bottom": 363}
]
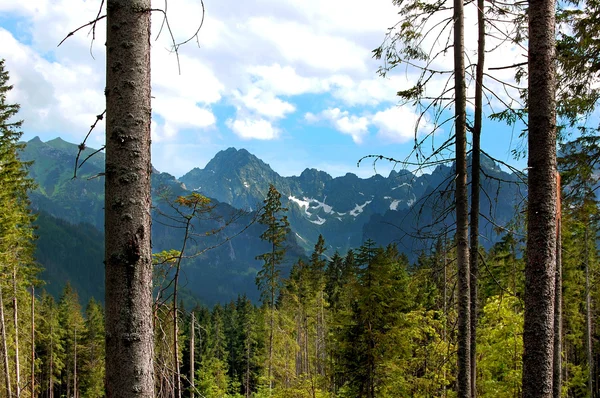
[
  {"left": 30, "top": 287, "right": 34, "bottom": 398},
  {"left": 469, "top": 0, "right": 485, "bottom": 395},
  {"left": 454, "top": 0, "right": 471, "bottom": 394},
  {"left": 105, "top": 0, "right": 154, "bottom": 397},
  {"left": 523, "top": 0, "right": 557, "bottom": 396},
  {"left": 74, "top": 328, "right": 78, "bottom": 398},
  {"left": 49, "top": 322, "right": 54, "bottom": 398},
  {"left": 190, "top": 312, "right": 195, "bottom": 398},
  {"left": 585, "top": 224, "right": 593, "bottom": 398},
  {"left": 553, "top": 173, "right": 562, "bottom": 398},
  {"left": 12, "top": 268, "right": 20, "bottom": 398},
  {"left": 0, "top": 283, "right": 12, "bottom": 398}
]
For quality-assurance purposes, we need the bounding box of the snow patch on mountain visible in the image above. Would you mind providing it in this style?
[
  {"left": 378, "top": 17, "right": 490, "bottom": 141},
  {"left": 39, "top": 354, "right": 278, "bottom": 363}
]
[
  {"left": 289, "top": 195, "right": 334, "bottom": 216},
  {"left": 310, "top": 215, "right": 326, "bottom": 225},
  {"left": 389, "top": 199, "right": 401, "bottom": 211},
  {"left": 289, "top": 196, "right": 311, "bottom": 215},
  {"left": 350, "top": 200, "right": 372, "bottom": 217},
  {"left": 311, "top": 198, "right": 333, "bottom": 214},
  {"left": 295, "top": 232, "right": 307, "bottom": 244},
  {"left": 392, "top": 183, "right": 410, "bottom": 191}
]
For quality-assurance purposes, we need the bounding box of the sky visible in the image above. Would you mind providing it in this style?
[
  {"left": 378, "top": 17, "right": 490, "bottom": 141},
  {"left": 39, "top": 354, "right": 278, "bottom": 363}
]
[{"left": 0, "top": 0, "right": 528, "bottom": 179}]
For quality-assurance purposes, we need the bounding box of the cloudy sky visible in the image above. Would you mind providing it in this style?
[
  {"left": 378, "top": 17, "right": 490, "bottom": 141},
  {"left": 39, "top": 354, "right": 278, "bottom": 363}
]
[{"left": 0, "top": 0, "right": 527, "bottom": 178}]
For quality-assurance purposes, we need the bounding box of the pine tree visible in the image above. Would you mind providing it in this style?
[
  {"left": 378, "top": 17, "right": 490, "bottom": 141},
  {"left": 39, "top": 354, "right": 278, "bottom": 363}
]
[
  {"left": 255, "top": 184, "right": 289, "bottom": 393},
  {"left": 80, "top": 298, "right": 105, "bottom": 398},
  {"left": 0, "top": 59, "right": 38, "bottom": 398},
  {"left": 57, "top": 283, "right": 85, "bottom": 398}
]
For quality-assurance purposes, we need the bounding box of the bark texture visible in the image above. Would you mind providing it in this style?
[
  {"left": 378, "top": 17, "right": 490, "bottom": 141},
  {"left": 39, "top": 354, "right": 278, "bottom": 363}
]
[
  {"left": 523, "top": 1, "right": 557, "bottom": 397},
  {"left": 469, "top": 0, "right": 485, "bottom": 395},
  {"left": 553, "top": 174, "right": 562, "bottom": 398},
  {"left": 454, "top": 0, "right": 471, "bottom": 395},
  {"left": 105, "top": 0, "right": 154, "bottom": 396},
  {"left": 0, "top": 284, "right": 11, "bottom": 398}
]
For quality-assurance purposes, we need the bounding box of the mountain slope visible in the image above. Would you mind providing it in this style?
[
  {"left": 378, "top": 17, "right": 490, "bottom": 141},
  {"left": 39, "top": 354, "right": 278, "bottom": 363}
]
[{"left": 23, "top": 137, "right": 524, "bottom": 305}]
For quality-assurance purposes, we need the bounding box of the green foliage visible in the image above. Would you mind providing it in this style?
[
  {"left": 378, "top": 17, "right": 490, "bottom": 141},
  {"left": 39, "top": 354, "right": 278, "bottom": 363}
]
[
  {"left": 80, "top": 298, "right": 105, "bottom": 398},
  {"left": 477, "top": 296, "right": 523, "bottom": 397},
  {"left": 256, "top": 184, "right": 290, "bottom": 307}
]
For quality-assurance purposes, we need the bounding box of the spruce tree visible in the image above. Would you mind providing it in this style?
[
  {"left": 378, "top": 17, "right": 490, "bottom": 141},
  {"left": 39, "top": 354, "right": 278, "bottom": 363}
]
[
  {"left": 0, "top": 59, "right": 37, "bottom": 398},
  {"left": 255, "top": 184, "right": 289, "bottom": 393}
]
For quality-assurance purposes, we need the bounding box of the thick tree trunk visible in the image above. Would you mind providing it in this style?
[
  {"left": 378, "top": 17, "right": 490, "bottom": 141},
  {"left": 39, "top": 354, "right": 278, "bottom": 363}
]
[
  {"left": 523, "top": 1, "right": 557, "bottom": 396},
  {"left": 0, "top": 284, "right": 12, "bottom": 398},
  {"left": 553, "top": 174, "right": 562, "bottom": 398},
  {"left": 469, "top": 0, "right": 485, "bottom": 395},
  {"left": 105, "top": 0, "right": 154, "bottom": 396},
  {"left": 454, "top": 0, "right": 471, "bottom": 394}
]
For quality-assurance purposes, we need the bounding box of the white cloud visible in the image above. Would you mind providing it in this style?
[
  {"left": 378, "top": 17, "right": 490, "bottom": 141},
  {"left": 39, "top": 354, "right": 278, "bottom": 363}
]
[
  {"left": 308, "top": 108, "right": 370, "bottom": 144},
  {"left": 226, "top": 118, "right": 279, "bottom": 140},
  {"left": 306, "top": 105, "right": 432, "bottom": 145},
  {"left": 232, "top": 87, "right": 296, "bottom": 119},
  {"left": 247, "top": 64, "right": 327, "bottom": 96},
  {"left": 0, "top": 29, "right": 105, "bottom": 143},
  {"left": 247, "top": 17, "right": 368, "bottom": 73},
  {"left": 372, "top": 106, "right": 433, "bottom": 143}
]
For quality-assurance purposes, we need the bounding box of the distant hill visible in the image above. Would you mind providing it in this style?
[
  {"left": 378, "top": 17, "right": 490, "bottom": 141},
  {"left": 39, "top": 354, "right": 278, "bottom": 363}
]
[{"left": 22, "top": 137, "right": 524, "bottom": 305}]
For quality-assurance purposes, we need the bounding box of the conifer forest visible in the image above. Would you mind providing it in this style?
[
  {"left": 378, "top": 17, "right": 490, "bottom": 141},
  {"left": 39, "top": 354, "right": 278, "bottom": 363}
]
[{"left": 1, "top": 0, "right": 600, "bottom": 397}]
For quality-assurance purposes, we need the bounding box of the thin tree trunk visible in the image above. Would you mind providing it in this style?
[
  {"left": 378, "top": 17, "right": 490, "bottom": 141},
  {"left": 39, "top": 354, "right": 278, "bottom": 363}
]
[
  {"left": 74, "top": 328, "right": 77, "bottom": 398},
  {"left": 553, "top": 173, "right": 562, "bottom": 398},
  {"left": 30, "top": 287, "right": 34, "bottom": 398},
  {"left": 585, "top": 224, "right": 593, "bottom": 398},
  {"left": 523, "top": 0, "right": 557, "bottom": 396},
  {"left": 0, "top": 283, "right": 12, "bottom": 398},
  {"left": 443, "top": 235, "right": 448, "bottom": 398},
  {"left": 245, "top": 329, "right": 251, "bottom": 398},
  {"left": 12, "top": 268, "right": 20, "bottom": 398},
  {"left": 268, "top": 241, "right": 275, "bottom": 396},
  {"left": 469, "top": 0, "right": 485, "bottom": 396},
  {"left": 104, "top": 0, "right": 154, "bottom": 396},
  {"left": 49, "top": 322, "right": 53, "bottom": 398},
  {"left": 454, "top": 0, "right": 471, "bottom": 392},
  {"left": 190, "top": 312, "right": 194, "bottom": 398}
]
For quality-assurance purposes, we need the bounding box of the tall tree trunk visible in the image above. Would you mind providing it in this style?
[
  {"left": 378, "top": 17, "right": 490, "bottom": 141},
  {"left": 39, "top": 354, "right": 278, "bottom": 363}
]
[
  {"left": 245, "top": 329, "right": 251, "bottom": 398},
  {"left": 585, "top": 224, "right": 593, "bottom": 398},
  {"left": 469, "top": 0, "right": 485, "bottom": 395},
  {"left": 190, "top": 312, "right": 195, "bottom": 398},
  {"left": 74, "top": 328, "right": 77, "bottom": 398},
  {"left": 0, "top": 283, "right": 12, "bottom": 398},
  {"left": 454, "top": 0, "right": 471, "bottom": 393},
  {"left": 553, "top": 173, "right": 562, "bottom": 398},
  {"left": 105, "top": 0, "right": 154, "bottom": 396},
  {"left": 523, "top": 0, "right": 557, "bottom": 396},
  {"left": 443, "top": 235, "right": 448, "bottom": 398},
  {"left": 12, "top": 268, "right": 20, "bottom": 398},
  {"left": 49, "top": 323, "right": 53, "bottom": 398},
  {"left": 30, "top": 287, "right": 34, "bottom": 398}
]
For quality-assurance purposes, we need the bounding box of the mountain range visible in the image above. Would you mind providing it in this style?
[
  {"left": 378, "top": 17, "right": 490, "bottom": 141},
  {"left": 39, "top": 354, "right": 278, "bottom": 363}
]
[{"left": 20, "top": 137, "right": 525, "bottom": 305}]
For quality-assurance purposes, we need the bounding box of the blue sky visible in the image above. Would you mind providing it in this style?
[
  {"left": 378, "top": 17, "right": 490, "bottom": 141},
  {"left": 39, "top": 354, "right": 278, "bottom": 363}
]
[{"left": 0, "top": 0, "right": 528, "bottom": 178}]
